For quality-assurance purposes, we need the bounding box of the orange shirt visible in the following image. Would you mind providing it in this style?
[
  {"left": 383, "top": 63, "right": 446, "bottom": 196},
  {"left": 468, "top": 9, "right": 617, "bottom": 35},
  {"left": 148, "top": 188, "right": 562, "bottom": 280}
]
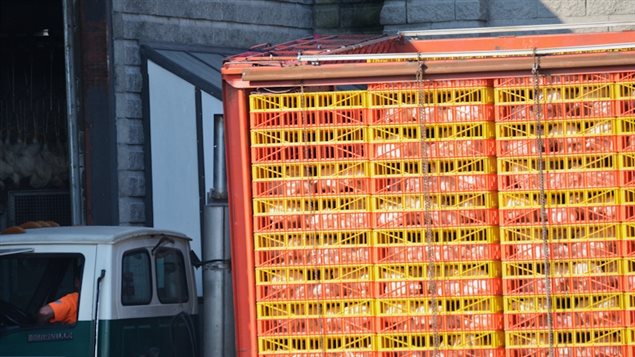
[{"left": 48, "top": 292, "right": 79, "bottom": 324}]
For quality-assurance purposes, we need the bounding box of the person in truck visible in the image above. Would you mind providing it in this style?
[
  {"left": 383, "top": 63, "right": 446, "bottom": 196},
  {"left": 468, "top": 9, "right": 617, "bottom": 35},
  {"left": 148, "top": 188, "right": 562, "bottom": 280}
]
[{"left": 37, "top": 269, "right": 81, "bottom": 325}]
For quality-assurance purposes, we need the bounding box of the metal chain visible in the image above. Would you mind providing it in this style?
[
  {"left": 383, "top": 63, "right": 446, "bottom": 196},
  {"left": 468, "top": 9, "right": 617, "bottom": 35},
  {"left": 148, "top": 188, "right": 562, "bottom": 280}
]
[
  {"left": 300, "top": 83, "right": 327, "bottom": 353},
  {"left": 531, "top": 54, "right": 555, "bottom": 357},
  {"left": 417, "top": 62, "right": 441, "bottom": 356}
]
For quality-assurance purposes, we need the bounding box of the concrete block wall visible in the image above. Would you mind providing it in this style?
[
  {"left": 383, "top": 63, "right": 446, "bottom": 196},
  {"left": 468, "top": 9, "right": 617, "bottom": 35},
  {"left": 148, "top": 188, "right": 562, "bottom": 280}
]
[
  {"left": 314, "top": 0, "right": 384, "bottom": 34},
  {"left": 382, "top": 0, "right": 635, "bottom": 33},
  {"left": 112, "top": 0, "right": 313, "bottom": 224},
  {"left": 112, "top": 0, "right": 635, "bottom": 224}
]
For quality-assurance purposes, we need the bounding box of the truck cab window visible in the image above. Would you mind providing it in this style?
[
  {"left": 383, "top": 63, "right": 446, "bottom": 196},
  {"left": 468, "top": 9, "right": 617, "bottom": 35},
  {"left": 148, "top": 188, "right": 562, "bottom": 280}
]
[
  {"left": 0, "top": 253, "right": 83, "bottom": 328},
  {"left": 121, "top": 249, "right": 152, "bottom": 305},
  {"left": 155, "top": 248, "right": 188, "bottom": 304}
]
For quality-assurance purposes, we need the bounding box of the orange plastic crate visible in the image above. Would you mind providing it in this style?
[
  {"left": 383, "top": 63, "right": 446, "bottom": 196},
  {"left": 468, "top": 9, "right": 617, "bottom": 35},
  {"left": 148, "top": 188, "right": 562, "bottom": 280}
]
[
  {"left": 377, "top": 243, "right": 500, "bottom": 264},
  {"left": 370, "top": 138, "right": 496, "bottom": 160},
  {"left": 497, "top": 135, "right": 617, "bottom": 157},
  {"left": 372, "top": 173, "right": 498, "bottom": 194},
  {"left": 367, "top": 104, "right": 495, "bottom": 125},
  {"left": 251, "top": 142, "right": 368, "bottom": 163},
  {"left": 372, "top": 208, "right": 499, "bottom": 229},
  {"left": 498, "top": 170, "right": 619, "bottom": 191}
]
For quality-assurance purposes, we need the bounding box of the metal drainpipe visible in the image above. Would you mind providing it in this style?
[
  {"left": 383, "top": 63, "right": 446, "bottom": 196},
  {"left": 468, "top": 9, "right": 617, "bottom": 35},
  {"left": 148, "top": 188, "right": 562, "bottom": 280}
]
[
  {"left": 62, "top": 0, "right": 83, "bottom": 225},
  {"left": 211, "top": 114, "right": 228, "bottom": 200},
  {"left": 202, "top": 115, "right": 233, "bottom": 356}
]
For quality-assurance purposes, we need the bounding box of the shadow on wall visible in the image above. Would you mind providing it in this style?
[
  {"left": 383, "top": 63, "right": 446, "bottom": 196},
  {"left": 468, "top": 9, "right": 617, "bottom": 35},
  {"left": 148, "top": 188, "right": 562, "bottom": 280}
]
[{"left": 380, "top": 0, "right": 634, "bottom": 36}]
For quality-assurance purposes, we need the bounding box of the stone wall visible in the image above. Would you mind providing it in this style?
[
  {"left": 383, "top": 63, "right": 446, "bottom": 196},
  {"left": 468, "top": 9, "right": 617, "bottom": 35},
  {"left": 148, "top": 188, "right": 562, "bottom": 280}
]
[
  {"left": 112, "top": 0, "right": 314, "bottom": 224},
  {"left": 382, "top": 0, "right": 635, "bottom": 33}
]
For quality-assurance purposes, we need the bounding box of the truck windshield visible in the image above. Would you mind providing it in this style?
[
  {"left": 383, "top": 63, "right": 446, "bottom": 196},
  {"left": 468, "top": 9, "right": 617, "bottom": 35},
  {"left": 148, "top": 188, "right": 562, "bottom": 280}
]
[{"left": 0, "top": 253, "right": 83, "bottom": 328}]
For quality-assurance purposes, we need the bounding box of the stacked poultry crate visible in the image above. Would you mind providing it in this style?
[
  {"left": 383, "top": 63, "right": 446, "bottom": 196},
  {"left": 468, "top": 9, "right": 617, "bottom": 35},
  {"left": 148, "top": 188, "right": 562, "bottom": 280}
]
[
  {"left": 495, "top": 73, "right": 626, "bottom": 356},
  {"left": 367, "top": 80, "right": 504, "bottom": 357},
  {"left": 616, "top": 71, "right": 635, "bottom": 356},
  {"left": 250, "top": 91, "right": 376, "bottom": 356}
]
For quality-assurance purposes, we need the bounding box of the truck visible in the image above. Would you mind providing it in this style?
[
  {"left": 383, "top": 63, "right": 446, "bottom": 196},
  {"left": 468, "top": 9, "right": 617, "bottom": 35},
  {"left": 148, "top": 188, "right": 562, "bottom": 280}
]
[{"left": 0, "top": 225, "right": 199, "bottom": 357}]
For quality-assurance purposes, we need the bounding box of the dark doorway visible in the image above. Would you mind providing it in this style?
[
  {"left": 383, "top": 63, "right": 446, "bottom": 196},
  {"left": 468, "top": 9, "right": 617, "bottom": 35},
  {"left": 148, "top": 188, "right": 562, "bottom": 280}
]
[{"left": 0, "top": 0, "right": 71, "bottom": 229}]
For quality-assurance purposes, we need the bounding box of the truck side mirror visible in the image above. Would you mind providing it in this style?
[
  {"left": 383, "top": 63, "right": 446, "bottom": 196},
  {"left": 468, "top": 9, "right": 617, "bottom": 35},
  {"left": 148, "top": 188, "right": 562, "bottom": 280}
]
[{"left": 189, "top": 250, "right": 202, "bottom": 269}]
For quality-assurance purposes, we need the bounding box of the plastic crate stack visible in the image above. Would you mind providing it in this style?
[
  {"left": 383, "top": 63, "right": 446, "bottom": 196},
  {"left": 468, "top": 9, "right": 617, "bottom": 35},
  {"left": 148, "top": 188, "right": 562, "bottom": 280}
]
[
  {"left": 494, "top": 73, "right": 626, "bottom": 357},
  {"left": 250, "top": 92, "right": 375, "bottom": 357},
  {"left": 616, "top": 71, "right": 635, "bottom": 356},
  {"left": 367, "top": 80, "right": 504, "bottom": 357}
]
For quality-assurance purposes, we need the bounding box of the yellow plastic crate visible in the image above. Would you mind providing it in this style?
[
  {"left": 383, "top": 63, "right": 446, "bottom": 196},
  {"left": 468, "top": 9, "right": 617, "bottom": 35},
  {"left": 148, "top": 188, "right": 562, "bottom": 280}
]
[
  {"left": 251, "top": 126, "right": 367, "bottom": 146},
  {"left": 504, "top": 293, "right": 625, "bottom": 313},
  {"left": 378, "top": 296, "right": 503, "bottom": 316},
  {"left": 257, "top": 299, "right": 374, "bottom": 319},
  {"left": 502, "top": 259, "right": 622, "bottom": 295},
  {"left": 377, "top": 261, "right": 501, "bottom": 281},
  {"left": 615, "top": 77, "right": 635, "bottom": 101},
  {"left": 368, "top": 86, "right": 493, "bottom": 108},
  {"left": 618, "top": 117, "right": 635, "bottom": 151},
  {"left": 250, "top": 91, "right": 367, "bottom": 112},
  {"left": 497, "top": 154, "right": 617, "bottom": 174},
  {"left": 256, "top": 265, "right": 373, "bottom": 285},
  {"left": 500, "top": 223, "right": 619, "bottom": 243},
  {"left": 505, "top": 328, "right": 626, "bottom": 348},
  {"left": 615, "top": 74, "right": 635, "bottom": 117},
  {"left": 252, "top": 161, "right": 368, "bottom": 182},
  {"left": 494, "top": 81, "right": 613, "bottom": 105},
  {"left": 496, "top": 118, "right": 616, "bottom": 139},
  {"left": 255, "top": 231, "right": 371, "bottom": 250},
  {"left": 372, "top": 192, "right": 497, "bottom": 211},
  {"left": 252, "top": 160, "right": 373, "bottom": 197},
  {"left": 371, "top": 157, "right": 497, "bottom": 177},
  {"left": 373, "top": 226, "right": 499, "bottom": 245},
  {"left": 253, "top": 195, "right": 369, "bottom": 215},
  {"left": 496, "top": 119, "right": 617, "bottom": 157},
  {"left": 499, "top": 188, "right": 619, "bottom": 208},
  {"left": 377, "top": 330, "right": 504, "bottom": 351},
  {"left": 258, "top": 334, "right": 375, "bottom": 354},
  {"left": 250, "top": 108, "right": 367, "bottom": 129},
  {"left": 504, "top": 293, "right": 625, "bottom": 330},
  {"left": 370, "top": 121, "right": 495, "bottom": 141},
  {"left": 503, "top": 258, "right": 622, "bottom": 277},
  {"left": 256, "top": 265, "right": 373, "bottom": 301}
]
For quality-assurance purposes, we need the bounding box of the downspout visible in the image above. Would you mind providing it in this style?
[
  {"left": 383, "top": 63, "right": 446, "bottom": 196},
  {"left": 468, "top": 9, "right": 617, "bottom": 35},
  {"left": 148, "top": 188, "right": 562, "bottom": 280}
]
[{"left": 62, "top": 0, "right": 83, "bottom": 225}]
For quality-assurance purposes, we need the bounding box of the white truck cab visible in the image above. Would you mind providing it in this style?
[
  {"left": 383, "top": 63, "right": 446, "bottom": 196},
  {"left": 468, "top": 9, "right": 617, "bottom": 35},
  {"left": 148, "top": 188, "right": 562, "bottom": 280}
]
[{"left": 0, "top": 225, "right": 199, "bottom": 357}]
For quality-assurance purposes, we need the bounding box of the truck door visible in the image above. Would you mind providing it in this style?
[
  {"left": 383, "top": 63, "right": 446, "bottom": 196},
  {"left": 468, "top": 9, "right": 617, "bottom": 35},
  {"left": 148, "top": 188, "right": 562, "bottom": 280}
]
[
  {"left": 98, "top": 238, "right": 197, "bottom": 357},
  {"left": 0, "top": 248, "right": 96, "bottom": 357}
]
